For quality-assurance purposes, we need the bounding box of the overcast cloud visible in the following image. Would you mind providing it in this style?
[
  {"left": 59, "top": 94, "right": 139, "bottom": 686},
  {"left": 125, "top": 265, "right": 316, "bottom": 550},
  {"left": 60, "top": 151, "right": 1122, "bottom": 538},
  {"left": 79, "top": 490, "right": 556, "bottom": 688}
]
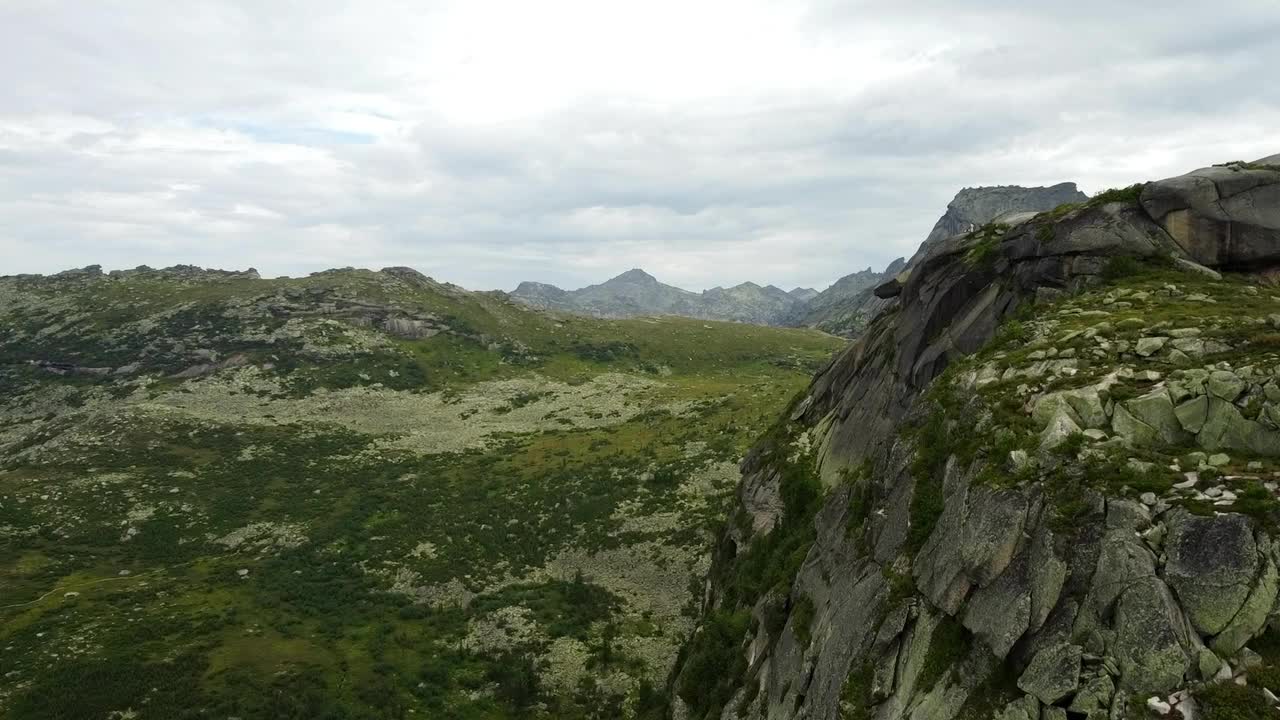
[{"left": 1, "top": 0, "right": 1277, "bottom": 291}]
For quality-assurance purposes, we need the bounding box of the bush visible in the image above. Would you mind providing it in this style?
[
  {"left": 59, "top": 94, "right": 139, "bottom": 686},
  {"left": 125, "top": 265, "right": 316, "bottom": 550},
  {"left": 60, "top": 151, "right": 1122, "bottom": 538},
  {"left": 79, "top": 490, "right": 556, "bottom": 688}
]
[
  {"left": 1091, "top": 183, "right": 1145, "bottom": 205},
  {"left": 792, "top": 594, "right": 816, "bottom": 648},
  {"left": 1196, "top": 682, "right": 1277, "bottom": 720},
  {"left": 677, "top": 609, "right": 752, "bottom": 718}
]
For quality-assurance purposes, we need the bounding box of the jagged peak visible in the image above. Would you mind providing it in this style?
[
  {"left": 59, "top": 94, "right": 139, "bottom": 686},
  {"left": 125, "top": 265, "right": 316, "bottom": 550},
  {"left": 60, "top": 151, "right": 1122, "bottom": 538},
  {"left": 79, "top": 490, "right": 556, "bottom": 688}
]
[{"left": 608, "top": 268, "right": 659, "bottom": 284}]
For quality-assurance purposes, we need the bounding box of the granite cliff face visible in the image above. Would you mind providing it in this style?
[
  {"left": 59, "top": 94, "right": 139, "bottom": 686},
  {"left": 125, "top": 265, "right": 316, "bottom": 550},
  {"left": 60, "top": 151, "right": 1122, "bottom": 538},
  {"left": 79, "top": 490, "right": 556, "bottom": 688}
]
[
  {"left": 790, "top": 184, "right": 1089, "bottom": 338},
  {"left": 672, "top": 157, "right": 1280, "bottom": 720}
]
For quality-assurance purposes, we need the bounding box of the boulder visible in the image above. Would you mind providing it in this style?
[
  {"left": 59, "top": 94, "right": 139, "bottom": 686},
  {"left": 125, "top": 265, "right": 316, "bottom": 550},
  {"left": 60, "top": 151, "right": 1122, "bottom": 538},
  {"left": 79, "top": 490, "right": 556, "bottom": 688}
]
[
  {"left": 1136, "top": 337, "right": 1168, "bottom": 357},
  {"left": 1128, "top": 390, "right": 1194, "bottom": 446},
  {"left": 1164, "top": 512, "right": 1258, "bottom": 636},
  {"left": 1111, "top": 405, "right": 1159, "bottom": 447},
  {"left": 1210, "top": 547, "right": 1278, "bottom": 656},
  {"left": 1084, "top": 529, "right": 1157, "bottom": 620},
  {"left": 1207, "top": 370, "right": 1247, "bottom": 402},
  {"left": 1112, "top": 577, "right": 1193, "bottom": 694},
  {"left": 1139, "top": 163, "right": 1280, "bottom": 269},
  {"left": 1017, "top": 642, "right": 1082, "bottom": 704},
  {"left": 996, "top": 695, "right": 1040, "bottom": 720},
  {"left": 1068, "top": 674, "right": 1116, "bottom": 715},
  {"left": 1175, "top": 396, "right": 1210, "bottom": 434},
  {"left": 1033, "top": 386, "right": 1109, "bottom": 430},
  {"left": 1042, "top": 706, "right": 1068, "bottom": 720},
  {"left": 1198, "top": 398, "right": 1280, "bottom": 456}
]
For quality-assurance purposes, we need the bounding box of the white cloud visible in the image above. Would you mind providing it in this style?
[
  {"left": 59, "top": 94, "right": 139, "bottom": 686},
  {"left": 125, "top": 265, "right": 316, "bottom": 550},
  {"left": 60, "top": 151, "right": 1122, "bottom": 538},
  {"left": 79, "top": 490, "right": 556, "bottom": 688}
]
[{"left": 0, "top": 0, "right": 1277, "bottom": 291}]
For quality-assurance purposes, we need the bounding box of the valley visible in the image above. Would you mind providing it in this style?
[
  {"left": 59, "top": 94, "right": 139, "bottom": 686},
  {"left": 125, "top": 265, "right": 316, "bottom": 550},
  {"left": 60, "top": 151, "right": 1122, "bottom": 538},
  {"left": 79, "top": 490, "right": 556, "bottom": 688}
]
[{"left": 0, "top": 266, "right": 842, "bottom": 719}]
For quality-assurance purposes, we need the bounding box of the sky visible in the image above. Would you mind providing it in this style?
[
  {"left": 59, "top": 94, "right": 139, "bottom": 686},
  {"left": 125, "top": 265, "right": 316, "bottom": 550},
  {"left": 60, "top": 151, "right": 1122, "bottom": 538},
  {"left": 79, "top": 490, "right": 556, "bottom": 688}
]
[{"left": 1, "top": 1, "right": 1278, "bottom": 292}]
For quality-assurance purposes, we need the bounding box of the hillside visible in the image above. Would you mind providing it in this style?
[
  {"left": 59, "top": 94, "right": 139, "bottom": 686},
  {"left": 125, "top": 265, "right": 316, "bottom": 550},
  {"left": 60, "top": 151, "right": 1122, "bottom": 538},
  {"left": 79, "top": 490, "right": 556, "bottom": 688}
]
[
  {"left": 0, "top": 265, "right": 843, "bottom": 719},
  {"left": 670, "top": 157, "right": 1280, "bottom": 720}
]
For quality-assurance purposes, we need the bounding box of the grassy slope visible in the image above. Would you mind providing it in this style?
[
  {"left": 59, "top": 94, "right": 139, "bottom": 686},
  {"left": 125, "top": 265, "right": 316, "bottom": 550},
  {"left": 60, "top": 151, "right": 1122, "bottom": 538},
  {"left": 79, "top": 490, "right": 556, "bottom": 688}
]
[{"left": 0, "top": 268, "right": 844, "bottom": 720}]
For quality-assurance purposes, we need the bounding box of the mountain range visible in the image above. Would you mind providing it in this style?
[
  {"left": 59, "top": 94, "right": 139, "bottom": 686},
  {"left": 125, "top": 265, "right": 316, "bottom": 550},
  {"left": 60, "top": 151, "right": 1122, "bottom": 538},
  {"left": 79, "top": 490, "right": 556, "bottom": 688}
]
[
  {"left": 511, "top": 182, "right": 1089, "bottom": 336},
  {"left": 512, "top": 269, "right": 819, "bottom": 326}
]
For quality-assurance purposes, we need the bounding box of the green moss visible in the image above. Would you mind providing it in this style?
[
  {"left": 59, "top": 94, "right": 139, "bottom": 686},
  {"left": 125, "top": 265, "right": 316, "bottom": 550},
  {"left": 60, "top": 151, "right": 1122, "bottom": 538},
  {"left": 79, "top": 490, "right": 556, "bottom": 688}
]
[
  {"left": 917, "top": 616, "right": 971, "bottom": 692},
  {"left": 1091, "top": 183, "right": 1145, "bottom": 206},
  {"left": 792, "top": 593, "right": 816, "bottom": 648},
  {"left": 883, "top": 567, "right": 916, "bottom": 605},
  {"left": 839, "top": 662, "right": 875, "bottom": 720},
  {"left": 1196, "top": 682, "right": 1280, "bottom": 720},
  {"left": 955, "top": 660, "right": 1022, "bottom": 720},
  {"left": 963, "top": 224, "right": 1009, "bottom": 268}
]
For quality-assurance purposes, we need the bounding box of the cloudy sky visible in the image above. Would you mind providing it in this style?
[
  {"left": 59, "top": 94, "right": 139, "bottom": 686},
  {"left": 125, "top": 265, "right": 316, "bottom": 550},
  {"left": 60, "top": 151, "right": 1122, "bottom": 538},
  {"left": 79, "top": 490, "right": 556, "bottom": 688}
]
[{"left": 1, "top": 1, "right": 1277, "bottom": 292}]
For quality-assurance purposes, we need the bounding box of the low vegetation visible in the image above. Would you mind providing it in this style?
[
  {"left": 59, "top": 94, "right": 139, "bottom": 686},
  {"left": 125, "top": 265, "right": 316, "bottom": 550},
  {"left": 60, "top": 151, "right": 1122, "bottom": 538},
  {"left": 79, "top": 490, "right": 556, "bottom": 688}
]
[{"left": 0, "top": 267, "right": 844, "bottom": 719}]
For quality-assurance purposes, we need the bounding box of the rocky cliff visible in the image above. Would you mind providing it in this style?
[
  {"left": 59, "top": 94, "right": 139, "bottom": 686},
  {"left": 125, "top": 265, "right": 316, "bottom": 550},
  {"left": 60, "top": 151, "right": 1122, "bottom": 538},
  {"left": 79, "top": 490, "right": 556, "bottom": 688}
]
[
  {"left": 791, "top": 184, "right": 1088, "bottom": 338},
  {"left": 671, "top": 157, "right": 1280, "bottom": 720},
  {"left": 920, "top": 183, "right": 1090, "bottom": 251}
]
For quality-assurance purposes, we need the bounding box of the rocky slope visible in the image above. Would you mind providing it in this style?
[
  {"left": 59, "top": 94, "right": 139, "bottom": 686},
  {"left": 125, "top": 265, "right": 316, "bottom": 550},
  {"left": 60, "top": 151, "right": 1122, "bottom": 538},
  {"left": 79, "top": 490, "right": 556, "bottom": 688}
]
[
  {"left": 0, "top": 264, "right": 843, "bottom": 718},
  {"left": 790, "top": 184, "right": 1088, "bottom": 338},
  {"left": 671, "top": 156, "right": 1280, "bottom": 720},
  {"left": 512, "top": 269, "right": 812, "bottom": 325}
]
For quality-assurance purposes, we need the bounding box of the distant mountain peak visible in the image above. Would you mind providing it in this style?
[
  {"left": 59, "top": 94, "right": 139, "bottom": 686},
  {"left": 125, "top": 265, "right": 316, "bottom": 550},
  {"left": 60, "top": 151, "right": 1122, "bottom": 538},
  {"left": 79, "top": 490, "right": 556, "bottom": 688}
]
[
  {"left": 510, "top": 268, "right": 809, "bottom": 325},
  {"left": 609, "top": 268, "right": 658, "bottom": 284}
]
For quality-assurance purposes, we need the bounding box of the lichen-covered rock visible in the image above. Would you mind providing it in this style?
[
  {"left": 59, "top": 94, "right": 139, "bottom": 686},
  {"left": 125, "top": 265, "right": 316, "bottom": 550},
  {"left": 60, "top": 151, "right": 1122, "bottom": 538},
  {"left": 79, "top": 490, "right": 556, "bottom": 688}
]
[
  {"left": 996, "top": 694, "right": 1041, "bottom": 720},
  {"left": 1197, "top": 397, "right": 1280, "bottom": 456},
  {"left": 1164, "top": 512, "right": 1258, "bottom": 636},
  {"left": 1209, "top": 544, "right": 1278, "bottom": 656},
  {"left": 1017, "top": 642, "right": 1082, "bottom": 704},
  {"left": 1033, "top": 386, "right": 1108, "bottom": 430},
  {"left": 1117, "top": 389, "right": 1192, "bottom": 447},
  {"left": 1207, "top": 370, "right": 1247, "bottom": 401},
  {"left": 1175, "top": 396, "right": 1210, "bottom": 434},
  {"left": 1068, "top": 674, "right": 1116, "bottom": 715},
  {"left": 914, "top": 469, "right": 1028, "bottom": 614},
  {"left": 1111, "top": 576, "right": 1194, "bottom": 693}
]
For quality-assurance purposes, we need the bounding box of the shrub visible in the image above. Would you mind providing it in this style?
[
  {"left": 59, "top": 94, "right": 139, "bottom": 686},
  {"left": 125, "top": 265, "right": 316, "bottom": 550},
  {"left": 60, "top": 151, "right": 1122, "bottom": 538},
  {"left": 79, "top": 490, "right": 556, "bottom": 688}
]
[
  {"left": 1196, "top": 682, "right": 1277, "bottom": 720},
  {"left": 792, "top": 594, "right": 816, "bottom": 648},
  {"left": 1091, "top": 183, "right": 1145, "bottom": 206},
  {"left": 678, "top": 609, "right": 752, "bottom": 719}
]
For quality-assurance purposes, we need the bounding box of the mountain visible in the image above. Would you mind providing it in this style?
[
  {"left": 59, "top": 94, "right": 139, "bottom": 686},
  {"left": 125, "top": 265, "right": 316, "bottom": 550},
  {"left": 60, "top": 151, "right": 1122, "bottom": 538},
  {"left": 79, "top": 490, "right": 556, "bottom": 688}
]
[
  {"left": 0, "top": 263, "right": 844, "bottom": 718},
  {"left": 781, "top": 261, "right": 904, "bottom": 336},
  {"left": 789, "top": 183, "right": 1090, "bottom": 337},
  {"left": 671, "top": 157, "right": 1280, "bottom": 720},
  {"left": 511, "top": 269, "right": 812, "bottom": 325}
]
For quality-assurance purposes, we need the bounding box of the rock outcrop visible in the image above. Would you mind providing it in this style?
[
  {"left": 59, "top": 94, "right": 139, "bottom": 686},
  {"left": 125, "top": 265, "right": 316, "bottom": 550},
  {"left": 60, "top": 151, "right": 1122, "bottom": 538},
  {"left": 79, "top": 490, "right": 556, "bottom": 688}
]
[
  {"left": 672, "top": 157, "right": 1280, "bottom": 720},
  {"left": 920, "top": 183, "right": 1089, "bottom": 251},
  {"left": 789, "top": 183, "right": 1088, "bottom": 338}
]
